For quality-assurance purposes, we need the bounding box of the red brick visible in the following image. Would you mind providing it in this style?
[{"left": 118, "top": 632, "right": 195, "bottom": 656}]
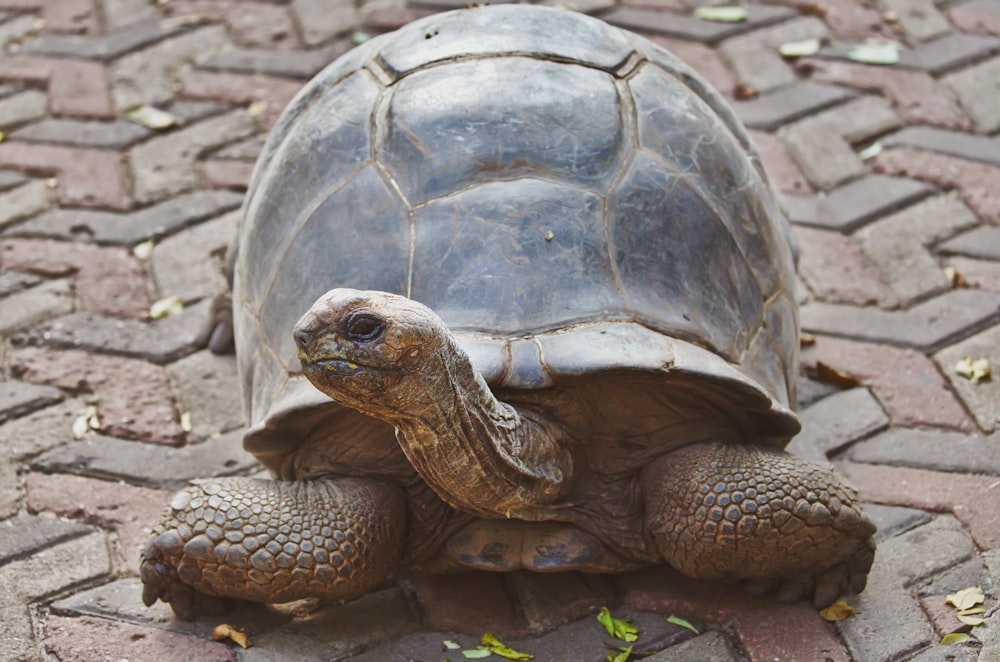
[
  {"left": 874, "top": 147, "right": 1000, "bottom": 225},
  {"left": 750, "top": 130, "right": 813, "bottom": 194},
  {"left": 838, "top": 461, "right": 1000, "bottom": 549},
  {"left": 950, "top": 2, "right": 1000, "bottom": 36},
  {"left": 1, "top": 238, "right": 151, "bottom": 318},
  {"left": 0, "top": 56, "right": 113, "bottom": 118},
  {"left": 161, "top": 0, "right": 230, "bottom": 21},
  {"left": 0, "top": 142, "right": 129, "bottom": 209},
  {"left": 794, "top": 225, "right": 896, "bottom": 305},
  {"left": 181, "top": 70, "right": 303, "bottom": 130},
  {"left": 619, "top": 564, "right": 760, "bottom": 623},
  {"left": 802, "top": 58, "right": 972, "bottom": 130},
  {"left": 43, "top": 0, "right": 96, "bottom": 35},
  {"left": 808, "top": 0, "right": 899, "bottom": 40},
  {"left": 225, "top": 2, "right": 299, "bottom": 50},
  {"left": 25, "top": 472, "right": 169, "bottom": 574},
  {"left": 407, "top": 572, "right": 527, "bottom": 637},
  {"left": 645, "top": 34, "right": 737, "bottom": 97},
  {"left": 44, "top": 615, "right": 236, "bottom": 662},
  {"left": 8, "top": 346, "right": 185, "bottom": 445},
  {"left": 198, "top": 159, "right": 254, "bottom": 190},
  {"left": 620, "top": 0, "right": 685, "bottom": 10},
  {"left": 801, "top": 335, "right": 974, "bottom": 430},
  {"left": 735, "top": 602, "right": 850, "bottom": 662},
  {"left": 945, "top": 256, "right": 1000, "bottom": 293}
]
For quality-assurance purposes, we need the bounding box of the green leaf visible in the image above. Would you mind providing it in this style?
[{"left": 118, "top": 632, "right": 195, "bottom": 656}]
[
  {"left": 462, "top": 650, "right": 491, "bottom": 659},
  {"left": 778, "top": 38, "right": 821, "bottom": 58},
  {"left": 607, "top": 645, "right": 633, "bottom": 662},
  {"left": 940, "top": 632, "right": 971, "bottom": 646},
  {"left": 667, "top": 615, "right": 700, "bottom": 634},
  {"left": 479, "top": 634, "right": 533, "bottom": 660},
  {"left": 443, "top": 640, "right": 461, "bottom": 650},
  {"left": 847, "top": 42, "right": 899, "bottom": 65},
  {"left": 351, "top": 31, "right": 370, "bottom": 45},
  {"left": 857, "top": 141, "right": 882, "bottom": 161},
  {"left": 596, "top": 607, "right": 639, "bottom": 643},
  {"left": 693, "top": 6, "right": 747, "bottom": 22}
]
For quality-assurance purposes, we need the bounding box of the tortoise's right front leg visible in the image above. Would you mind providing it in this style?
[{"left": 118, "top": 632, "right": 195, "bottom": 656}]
[{"left": 140, "top": 476, "right": 405, "bottom": 620}]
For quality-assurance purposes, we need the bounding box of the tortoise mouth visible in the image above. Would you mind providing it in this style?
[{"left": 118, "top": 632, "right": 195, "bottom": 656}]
[{"left": 309, "top": 358, "right": 377, "bottom": 376}]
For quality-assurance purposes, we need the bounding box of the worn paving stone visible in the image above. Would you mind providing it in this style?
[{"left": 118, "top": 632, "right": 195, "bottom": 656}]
[
  {"left": 406, "top": 571, "right": 526, "bottom": 637},
  {"left": 0, "top": 598, "right": 39, "bottom": 662},
  {"left": 734, "top": 602, "right": 850, "bottom": 662},
  {"left": 202, "top": 40, "right": 349, "bottom": 79},
  {"left": 605, "top": 5, "right": 796, "bottom": 46},
  {"left": 944, "top": 54, "right": 1000, "bottom": 133},
  {"left": 839, "top": 462, "right": 1000, "bottom": 549},
  {"left": 933, "top": 324, "right": 1000, "bottom": 432},
  {"left": 179, "top": 69, "right": 304, "bottom": 129},
  {"left": 783, "top": 174, "right": 928, "bottom": 230},
  {"left": 733, "top": 82, "right": 856, "bottom": 131},
  {"left": 849, "top": 427, "right": 1000, "bottom": 475},
  {"left": 949, "top": 0, "right": 1000, "bottom": 37},
  {"left": 946, "top": 255, "right": 1000, "bottom": 293},
  {"left": 878, "top": 0, "right": 951, "bottom": 44},
  {"left": 44, "top": 615, "right": 237, "bottom": 662},
  {"left": 779, "top": 115, "right": 867, "bottom": 190},
  {"left": 0, "top": 380, "right": 63, "bottom": 424},
  {"left": 199, "top": 158, "right": 255, "bottom": 189},
  {"left": 0, "top": 513, "right": 91, "bottom": 566},
  {"left": 0, "top": 88, "right": 47, "bottom": 129},
  {"left": 11, "top": 117, "right": 151, "bottom": 149},
  {"left": 799, "top": 288, "right": 1000, "bottom": 353},
  {"left": 8, "top": 188, "right": 244, "bottom": 245},
  {"left": 0, "top": 269, "right": 41, "bottom": 298},
  {"left": 509, "top": 571, "right": 615, "bottom": 635},
  {"left": 0, "top": 170, "right": 28, "bottom": 193},
  {"left": 800, "top": 335, "right": 973, "bottom": 430},
  {"left": 645, "top": 631, "right": 738, "bottom": 662},
  {"left": 18, "top": 297, "right": 213, "bottom": 366},
  {"left": 8, "top": 346, "right": 186, "bottom": 445},
  {"left": 0, "top": 458, "right": 18, "bottom": 519},
  {"left": 0, "top": 178, "right": 54, "bottom": 230},
  {"left": 291, "top": 0, "right": 359, "bottom": 47},
  {"left": 917, "top": 556, "right": 993, "bottom": 597},
  {"left": 898, "top": 32, "right": 1000, "bottom": 76},
  {"left": 787, "top": 387, "right": 889, "bottom": 463},
  {"left": 883, "top": 125, "right": 1000, "bottom": 166},
  {"left": 29, "top": 427, "right": 255, "bottom": 491},
  {"left": 19, "top": 17, "right": 169, "bottom": 60},
  {"left": 0, "top": 396, "right": 87, "bottom": 460},
  {"left": 718, "top": 16, "right": 829, "bottom": 91},
  {"left": 863, "top": 503, "right": 933, "bottom": 543},
  {"left": 166, "top": 349, "right": 243, "bottom": 442},
  {"left": 938, "top": 225, "right": 1000, "bottom": 260},
  {"left": 0, "top": 140, "right": 130, "bottom": 210},
  {"left": 208, "top": 134, "right": 265, "bottom": 161},
  {"left": 793, "top": 224, "right": 896, "bottom": 306},
  {"left": 0, "top": 529, "right": 113, "bottom": 601},
  {"left": 0, "top": 278, "right": 73, "bottom": 335},
  {"left": 150, "top": 209, "right": 235, "bottom": 302},
  {"left": 748, "top": 130, "right": 813, "bottom": 194},
  {"left": 643, "top": 34, "right": 736, "bottom": 96}
]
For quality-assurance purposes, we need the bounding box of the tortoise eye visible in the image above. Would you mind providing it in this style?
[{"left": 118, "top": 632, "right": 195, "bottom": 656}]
[{"left": 344, "top": 312, "right": 385, "bottom": 342}]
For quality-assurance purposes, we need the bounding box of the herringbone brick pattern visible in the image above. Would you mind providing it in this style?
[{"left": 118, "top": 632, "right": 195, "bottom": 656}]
[{"left": 1, "top": 0, "right": 999, "bottom": 660}]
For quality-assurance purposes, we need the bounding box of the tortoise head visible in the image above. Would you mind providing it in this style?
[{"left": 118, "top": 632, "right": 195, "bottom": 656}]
[{"left": 294, "top": 289, "right": 447, "bottom": 414}]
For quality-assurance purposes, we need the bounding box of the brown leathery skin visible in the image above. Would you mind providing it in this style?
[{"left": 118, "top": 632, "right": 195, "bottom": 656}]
[
  {"left": 140, "top": 476, "right": 406, "bottom": 620},
  {"left": 641, "top": 442, "right": 876, "bottom": 608}
]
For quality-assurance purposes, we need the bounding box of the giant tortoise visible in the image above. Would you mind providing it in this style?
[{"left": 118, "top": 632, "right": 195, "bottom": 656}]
[{"left": 141, "top": 4, "right": 876, "bottom": 620}]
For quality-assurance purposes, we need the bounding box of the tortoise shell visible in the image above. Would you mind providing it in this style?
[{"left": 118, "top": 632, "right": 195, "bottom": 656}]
[{"left": 234, "top": 5, "right": 800, "bottom": 473}]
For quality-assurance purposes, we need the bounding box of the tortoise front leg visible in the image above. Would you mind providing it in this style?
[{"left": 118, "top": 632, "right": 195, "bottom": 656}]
[
  {"left": 641, "top": 443, "right": 876, "bottom": 608},
  {"left": 140, "top": 476, "right": 405, "bottom": 620}
]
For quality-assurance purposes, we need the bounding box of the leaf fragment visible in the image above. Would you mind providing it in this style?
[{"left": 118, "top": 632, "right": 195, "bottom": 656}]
[
  {"left": 666, "top": 614, "right": 699, "bottom": 634},
  {"left": 940, "top": 632, "right": 971, "bottom": 645},
  {"left": 944, "top": 266, "right": 968, "bottom": 288},
  {"left": 779, "top": 38, "right": 821, "bottom": 58},
  {"left": 597, "top": 607, "right": 639, "bottom": 643},
  {"left": 0, "top": 131, "right": 6, "bottom": 143},
  {"left": 478, "top": 634, "right": 533, "bottom": 660},
  {"left": 124, "top": 104, "right": 180, "bottom": 130},
  {"left": 819, "top": 599, "right": 856, "bottom": 622},
  {"left": 857, "top": 141, "right": 882, "bottom": 160},
  {"left": 847, "top": 42, "right": 899, "bottom": 65},
  {"left": 132, "top": 239, "right": 154, "bottom": 260},
  {"left": 946, "top": 586, "right": 985, "bottom": 611},
  {"left": 607, "top": 645, "right": 633, "bottom": 662},
  {"left": 72, "top": 405, "right": 101, "bottom": 439},
  {"left": 462, "top": 650, "right": 491, "bottom": 659},
  {"left": 957, "top": 613, "right": 986, "bottom": 626},
  {"left": 815, "top": 361, "right": 862, "bottom": 388},
  {"left": 954, "top": 357, "right": 991, "bottom": 385},
  {"left": 352, "top": 31, "right": 371, "bottom": 45},
  {"left": 180, "top": 412, "right": 192, "bottom": 433},
  {"left": 149, "top": 295, "right": 184, "bottom": 319},
  {"left": 247, "top": 101, "right": 269, "bottom": 118},
  {"left": 444, "top": 640, "right": 462, "bottom": 650},
  {"left": 693, "top": 6, "right": 747, "bottom": 22},
  {"left": 212, "top": 623, "right": 251, "bottom": 648}
]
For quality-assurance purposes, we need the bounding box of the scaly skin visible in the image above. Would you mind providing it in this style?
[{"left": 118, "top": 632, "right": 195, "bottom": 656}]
[
  {"left": 641, "top": 442, "right": 876, "bottom": 607},
  {"left": 140, "top": 476, "right": 406, "bottom": 620}
]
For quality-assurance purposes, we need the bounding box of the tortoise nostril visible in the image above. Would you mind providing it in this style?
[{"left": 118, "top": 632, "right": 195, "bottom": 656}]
[{"left": 294, "top": 326, "right": 314, "bottom": 351}]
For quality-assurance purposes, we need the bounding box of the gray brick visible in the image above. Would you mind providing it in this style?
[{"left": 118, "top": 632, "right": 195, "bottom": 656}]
[
  {"left": 605, "top": 5, "right": 797, "bottom": 46},
  {"left": 0, "top": 279, "right": 73, "bottom": 335},
  {"left": 129, "top": 110, "right": 257, "bottom": 204},
  {"left": 20, "top": 298, "right": 213, "bottom": 365},
  {"left": 8, "top": 189, "right": 244, "bottom": 245},
  {"left": 854, "top": 195, "right": 979, "bottom": 305},
  {"left": 30, "top": 428, "right": 255, "bottom": 490},
  {"left": 0, "top": 171, "right": 27, "bottom": 193},
  {"left": 1, "top": 397, "right": 87, "bottom": 460},
  {"left": 898, "top": 33, "right": 1000, "bottom": 76},
  {"left": 849, "top": 427, "right": 1000, "bottom": 475},
  {"left": 883, "top": 125, "right": 1000, "bottom": 166},
  {"left": 510, "top": 572, "right": 615, "bottom": 635},
  {"left": 0, "top": 90, "right": 47, "bottom": 130},
  {"left": 944, "top": 55, "right": 1000, "bottom": 133},
  {"left": 647, "top": 631, "right": 738, "bottom": 662},
  {"left": 150, "top": 210, "right": 235, "bottom": 302},
  {"left": 291, "top": 0, "right": 360, "bottom": 47},
  {"left": 779, "top": 116, "right": 865, "bottom": 190},
  {"left": 822, "top": 95, "right": 901, "bottom": 144},
  {"left": 906, "top": 645, "right": 978, "bottom": 661},
  {"left": 937, "top": 225, "right": 1000, "bottom": 260},
  {"left": 0, "top": 530, "right": 113, "bottom": 601},
  {"left": 785, "top": 175, "right": 932, "bottom": 232},
  {"left": 0, "top": 381, "right": 63, "bottom": 424},
  {"left": 166, "top": 350, "right": 243, "bottom": 442},
  {"left": 21, "top": 18, "right": 170, "bottom": 61},
  {"left": 0, "top": 270, "right": 41, "bottom": 298},
  {"left": 787, "top": 387, "right": 888, "bottom": 463},
  {"left": 0, "top": 14, "right": 38, "bottom": 50},
  {"left": 732, "top": 82, "right": 856, "bottom": 131},
  {"left": 934, "top": 324, "right": 1000, "bottom": 432},
  {"left": 0, "top": 599, "right": 38, "bottom": 662},
  {"left": 0, "top": 514, "right": 91, "bottom": 566},
  {"left": 879, "top": 515, "right": 976, "bottom": 585},
  {"left": 800, "top": 288, "right": 1000, "bottom": 352},
  {"left": 208, "top": 135, "right": 265, "bottom": 161},
  {"left": 863, "top": 504, "right": 932, "bottom": 543},
  {"left": 11, "top": 118, "right": 151, "bottom": 149},
  {"left": 796, "top": 374, "right": 839, "bottom": 408},
  {"left": 0, "top": 459, "right": 18, "bottom": 520},
  {"left": 0, "top": 179, "right": 54, "bottom": 230},
  {"left": 917, "top": 557, "right": 993, "bottom": 597},
  {"left": 718, "top": 16, "right": 829, "bottom": 91},
  {"left": 878, "top": 0, "right": 951, "bottom": 43},
  {"left": 202, "top": 41, "right": 351, "bottom": 79},
  {"left": 100, "top": 0, "right": 161, "bottom": 33}
]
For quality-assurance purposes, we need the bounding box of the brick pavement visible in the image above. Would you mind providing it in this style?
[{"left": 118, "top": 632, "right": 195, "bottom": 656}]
[{"left": 0, "top": 0, "right": 998, "bottom": 660}]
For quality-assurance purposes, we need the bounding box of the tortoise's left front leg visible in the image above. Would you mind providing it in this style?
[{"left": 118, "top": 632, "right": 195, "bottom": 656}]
[
  {"left": 140, "top": 476, "right": 405, "bottom": 620},
  {"left": 641, "top": 443, "right": 876, "bottom": 608}
]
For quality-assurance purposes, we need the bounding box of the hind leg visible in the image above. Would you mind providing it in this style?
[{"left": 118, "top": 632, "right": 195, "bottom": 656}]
[
  {"left": 141, "top": 476, "right": 406, "bottom": 620},
  {"left": 640, "top": 443, "right": 876, "bottom": 607}
]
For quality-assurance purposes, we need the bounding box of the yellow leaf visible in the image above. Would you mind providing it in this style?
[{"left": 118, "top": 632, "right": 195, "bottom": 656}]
[
  {"left": 819, "top": 599, "right": 856, "bottom": 622},
  {"left": 480, "top": 634, "right": 533, "bottom": 660},
  {"left": 132, "top": 240, "right": 154, "bottom": 260},
  {"left": 666, "top": 614, "right": 699, "bottom": 634},
  {"left": 212, "top": 623, "right": 251, "bottom": 648},
  {"left": 693, "top": 6, "right": 747, "bottom": 22},
  {"left": 596, "top": 607, "right": 639, "bottom": 643},
  {"left": 946, "top": 586, "right": 985, "bottom": 611},
  {"left": 124, "top": 104, "right": 180, "bottom": 130},
  {"left": 149, "top": 295, "right": 184, "bottom": 319},
  {"left": 247, "top": 101, "right": 269, "bottom": 118},
  {"left": 0, "top": 131, "right": 6, "bottom": 143},
  {"left": 940, "top": 632, "right": 971, "bottom": 645},
  {"left": 847, "top": 42, "right": 899, "bottom": 65},
  {"left": 954, "top": 357, "right": 991, "bottom": 385},
  {"left": 957, "top": 613, "right": 986, "bottom": 626},
  {"left": 957, "top": 607, "right": 987, "bottom": 616}
]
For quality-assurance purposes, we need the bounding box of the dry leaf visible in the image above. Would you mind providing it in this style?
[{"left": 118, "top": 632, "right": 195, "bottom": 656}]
[
  {"left": 72, "top": 405, "right": 101, "bottom": 439},
  {"left": 597, "top": 607, "right": 638, "bottom": 643},
  {"left": 180, "top": 412, "right": 192, "bottom": 433},
  {"left": 733, "top": 83, "right": 758, "bottom": 100},
  {"left": 819, "top": 599, "right": 856, "bottom": 622},
  {"left": 444, "top": 640, "right": 462, "bottom": 650},
  {"left": 800, "top": 334, "right": 817, "bottom": 347},
  {"left": 666, "top": 614, "right": 699, "bottom": 634},
  {"left": 940, "top": 632, "right": 971, "bottom": 645},
  {"left": 815, "top": 361, "right": 862, "bottom": 388},
  {"left": 957, "top": 613, "right": 986, "bottom": 626},
  {"left": 479, "top": 634, "right": 533, "bottom": 660},
  {"left": 779, "top": 38, "right": 821, "bottom": 58},
  {"left": 946, "top": 586, "right": 985, "bottom": 611},
  {"left": 847, "top": 42, "right": 899, "bottom": 65},
  {"left": 125, "top": 104, "right": 180, "bottom": 130},
  {"left": 46, "top": 177, "right": 58, "bottom": 189},
  {"left": 247, "top": 101, "right": 269, "bottom": 118},
  {"left": 212, "top": 623, "right": 251, "bottom": 648},
  {"left": 132, "top": 240, "right": 154, "bottom": 260},
  {"left": 944, "top": 267, "right": 967, "bottom": 288},
  {"left": 149, "top": 295, "right": 184, "bottom": 319},
  {"left": 954, "top": 357, "right": 991, "bottom": 385},
  {"left": 693, "top": 6, "right": 747, "bottom": 22},
  {"left": 857, "top": 141, "right": 882, "bottom": 160}
]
